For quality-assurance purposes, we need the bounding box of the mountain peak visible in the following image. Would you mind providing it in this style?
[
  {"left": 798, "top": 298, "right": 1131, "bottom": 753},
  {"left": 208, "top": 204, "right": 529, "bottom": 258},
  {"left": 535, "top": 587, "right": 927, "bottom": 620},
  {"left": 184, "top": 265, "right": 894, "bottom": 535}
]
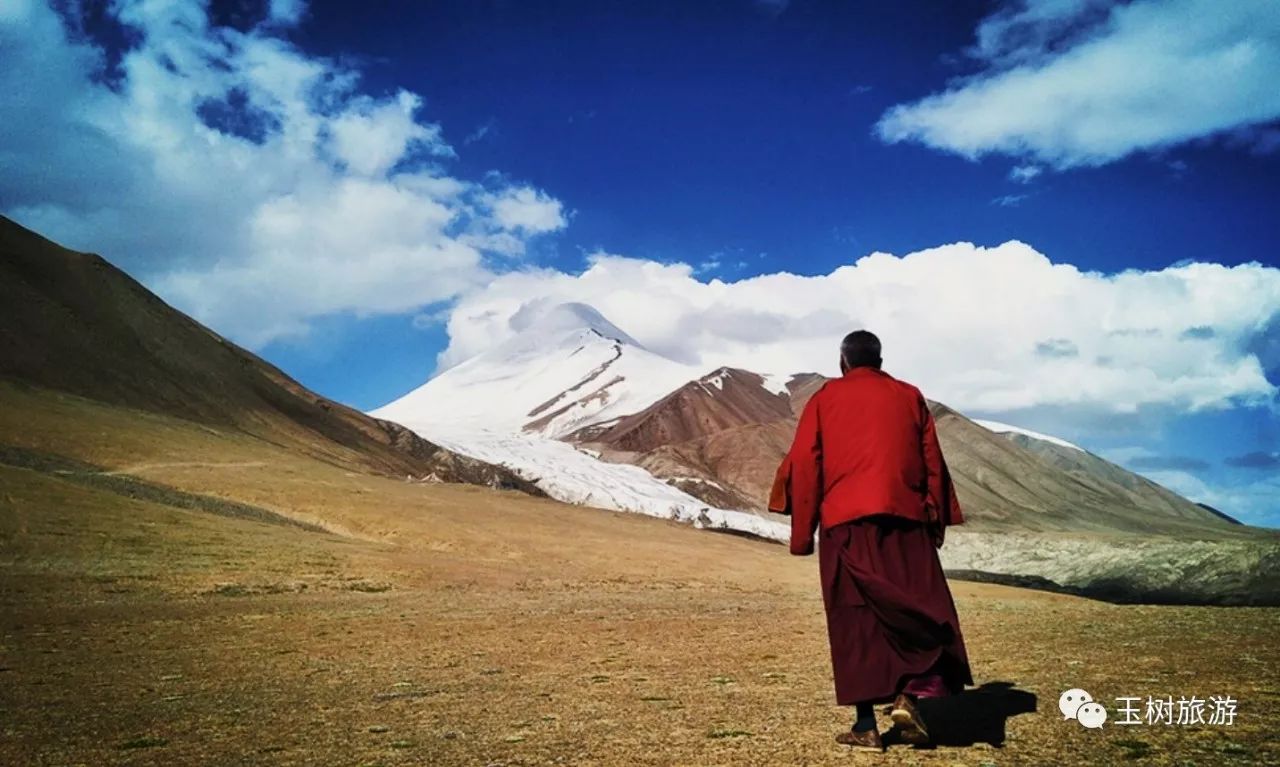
[
  {"left": 510, "top": 301, "right": 643, "bottom": 348},
  {"left": 374, "top": 300, "right": 698, "bottom": 438}
]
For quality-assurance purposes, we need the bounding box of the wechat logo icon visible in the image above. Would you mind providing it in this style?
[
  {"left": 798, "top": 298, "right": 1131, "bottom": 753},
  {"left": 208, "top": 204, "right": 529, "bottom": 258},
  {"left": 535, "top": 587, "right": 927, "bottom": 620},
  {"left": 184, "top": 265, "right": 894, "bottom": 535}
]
[{"left": 1060, "top": 688, "right": 1107, "bottom": 729}]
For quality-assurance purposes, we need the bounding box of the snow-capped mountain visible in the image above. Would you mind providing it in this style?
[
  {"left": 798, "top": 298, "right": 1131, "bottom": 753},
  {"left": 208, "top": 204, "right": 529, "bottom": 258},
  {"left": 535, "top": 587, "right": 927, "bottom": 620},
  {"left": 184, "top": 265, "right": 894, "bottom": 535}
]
[
  {"left": 368, "top": 300, "right": 1278, "bottom": 604},
  {"left": 370, "top": 302, "right": 787, "bottom": 538},
  {"left": 374, "top": 300, "right": 1238, "bottom": 542},
  {"left": 374, "top": 302, "right": 699, "bottom": 438}
]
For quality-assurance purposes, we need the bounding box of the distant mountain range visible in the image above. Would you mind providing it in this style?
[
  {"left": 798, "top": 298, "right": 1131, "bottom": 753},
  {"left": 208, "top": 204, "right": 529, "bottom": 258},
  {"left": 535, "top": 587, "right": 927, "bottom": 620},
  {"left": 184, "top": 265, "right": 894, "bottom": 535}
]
[
  {"left": 376, "top": 298, "right": 1235, "bottom": 537},
  {"left": 4, "top": 216, "right": 1275, "bottom": 604},
  {"left": 376, "top": 298, "right": 1278, "bottom": 605}
]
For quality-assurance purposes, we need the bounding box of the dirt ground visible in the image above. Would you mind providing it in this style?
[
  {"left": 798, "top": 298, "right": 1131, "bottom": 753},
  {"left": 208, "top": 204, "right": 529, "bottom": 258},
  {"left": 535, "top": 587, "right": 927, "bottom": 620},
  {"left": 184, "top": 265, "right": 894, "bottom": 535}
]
[{"left": 1, "top": 388, "right": 1278, "bottom": 765}]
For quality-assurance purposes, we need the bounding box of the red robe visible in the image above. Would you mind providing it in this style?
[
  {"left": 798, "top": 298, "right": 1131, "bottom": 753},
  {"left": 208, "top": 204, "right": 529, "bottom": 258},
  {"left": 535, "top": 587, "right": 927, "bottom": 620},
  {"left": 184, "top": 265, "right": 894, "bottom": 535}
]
[
  {"left": 771, "top": 367, "right": 972, "bottom": 705},
  {"left": 771, "top": 367, "right": 963, "bottom": 555}
]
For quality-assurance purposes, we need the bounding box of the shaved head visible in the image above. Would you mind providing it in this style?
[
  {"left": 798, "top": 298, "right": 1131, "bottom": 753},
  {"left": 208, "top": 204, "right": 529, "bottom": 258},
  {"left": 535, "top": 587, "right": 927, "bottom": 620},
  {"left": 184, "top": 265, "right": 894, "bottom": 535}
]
[{"left": 840, "top": 330, "right": 882, "bottom": 371}]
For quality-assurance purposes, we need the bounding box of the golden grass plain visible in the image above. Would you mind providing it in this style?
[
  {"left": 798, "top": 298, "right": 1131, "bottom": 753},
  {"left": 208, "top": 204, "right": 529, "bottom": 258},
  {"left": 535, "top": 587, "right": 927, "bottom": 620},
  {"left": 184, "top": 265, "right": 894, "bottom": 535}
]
[{"left": 2, "top": 384, "right": 1277, "bottom": 766}]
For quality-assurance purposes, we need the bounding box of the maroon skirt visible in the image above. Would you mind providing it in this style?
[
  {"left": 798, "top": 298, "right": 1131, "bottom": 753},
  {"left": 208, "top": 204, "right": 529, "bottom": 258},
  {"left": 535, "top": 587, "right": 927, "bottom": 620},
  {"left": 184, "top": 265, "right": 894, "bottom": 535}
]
[{"left": 819, "top": 515, "right": 973, "bottom": 705}]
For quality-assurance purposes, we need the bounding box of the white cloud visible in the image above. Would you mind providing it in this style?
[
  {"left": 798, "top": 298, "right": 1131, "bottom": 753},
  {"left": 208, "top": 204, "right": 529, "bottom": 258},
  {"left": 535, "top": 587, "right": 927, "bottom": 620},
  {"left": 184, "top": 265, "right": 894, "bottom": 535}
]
[
  {"left": 0, "top": 0, "right": 564, "bottom": 347},
  {"left": 438, "top": 241, "right": 1280, "bottom": 419},
  {"left": 484, "top": 186, "right": 567, "bottom": 234},
  {"left": 1008, "top": 164, "right": 1042, "bottom": 183},
  {"left": 328, "top": 91, "right": 453, "bottom": 176},
  {"left": 877, "top": 0, "right": 1280, "bottom": 168},
  {"left": 159, "top": 174, "right": 489, "bottom": 346}
]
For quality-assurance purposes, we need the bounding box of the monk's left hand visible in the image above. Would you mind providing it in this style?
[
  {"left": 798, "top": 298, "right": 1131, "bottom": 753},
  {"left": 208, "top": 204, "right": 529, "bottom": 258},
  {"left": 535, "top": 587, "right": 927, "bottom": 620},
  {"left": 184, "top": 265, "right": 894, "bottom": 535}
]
[{"left": 789, "top": 538, "right": 815, "bottom": 556}]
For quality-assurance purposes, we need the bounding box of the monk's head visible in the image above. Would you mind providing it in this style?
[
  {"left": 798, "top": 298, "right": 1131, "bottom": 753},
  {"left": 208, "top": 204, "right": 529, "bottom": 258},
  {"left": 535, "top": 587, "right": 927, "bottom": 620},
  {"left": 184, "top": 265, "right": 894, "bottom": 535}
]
[{"left": 839, "top": 330, "right": 881, "bottom": 373}]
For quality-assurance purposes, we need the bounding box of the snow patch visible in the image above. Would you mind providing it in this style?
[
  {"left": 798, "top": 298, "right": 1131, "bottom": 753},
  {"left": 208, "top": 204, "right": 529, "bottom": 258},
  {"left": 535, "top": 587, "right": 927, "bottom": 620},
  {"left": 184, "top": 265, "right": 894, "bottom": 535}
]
[
  {"left": 973, "top": 419, "right": 1085, "bottom": 452},
  {"left": 405, "top": 424, "right": 786, "bottom": 542},
  {"left": 759, "top": 372, "right": 791, "bottom": 397},
  {"left": 371, "top": 302, "right": 796, "bottom": 544},
  {"left": 699, "top": 367, "right": 731, "bottom": 391}
]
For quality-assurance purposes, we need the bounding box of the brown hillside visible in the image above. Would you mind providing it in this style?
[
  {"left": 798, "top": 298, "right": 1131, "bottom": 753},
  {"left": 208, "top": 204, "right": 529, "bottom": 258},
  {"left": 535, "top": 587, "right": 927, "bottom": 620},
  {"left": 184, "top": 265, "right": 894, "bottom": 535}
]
[
  {"left": 595, "top": 368, "right": 793, "bottom": 451},
  {"left": 0, "top": 215, "right": 538, "bottom": 493},
  {"left": 580, "top": 368, "right": 1242, "bottom": 537}
]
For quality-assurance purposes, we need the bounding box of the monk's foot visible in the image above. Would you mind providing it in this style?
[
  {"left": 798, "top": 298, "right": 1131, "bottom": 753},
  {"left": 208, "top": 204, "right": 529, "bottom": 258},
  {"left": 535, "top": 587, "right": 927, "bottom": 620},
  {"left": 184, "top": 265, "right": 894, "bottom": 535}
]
[
  {"left": 835, "top": 727, "right": 883, "bottom": 751},
  {"left": 890, "top": 693, "right": 930, "bottom": 745}
]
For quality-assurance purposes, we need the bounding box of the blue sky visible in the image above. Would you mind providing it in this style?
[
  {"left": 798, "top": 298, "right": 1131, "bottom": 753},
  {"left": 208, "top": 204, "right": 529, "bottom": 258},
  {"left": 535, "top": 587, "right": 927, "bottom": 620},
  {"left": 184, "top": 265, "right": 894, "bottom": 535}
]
[{"left": 1, "top": 0, "right": 1278, "bottom": 524}]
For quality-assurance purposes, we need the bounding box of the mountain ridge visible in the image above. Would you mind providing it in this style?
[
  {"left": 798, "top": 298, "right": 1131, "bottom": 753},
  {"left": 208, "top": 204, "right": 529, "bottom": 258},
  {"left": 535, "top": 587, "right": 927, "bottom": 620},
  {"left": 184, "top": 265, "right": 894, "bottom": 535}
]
[
  {"left": 3, "top": 219, "right": 1274, "bottom": 604},
  {"left": 567, "top": 354, "right": 1237, "bottom": 537},
  {"left": 0, "top": 215, "right": 539, "bottom": 494},
  {"left": 381, "top": 298, "right": 1240, "bottom": 537}
]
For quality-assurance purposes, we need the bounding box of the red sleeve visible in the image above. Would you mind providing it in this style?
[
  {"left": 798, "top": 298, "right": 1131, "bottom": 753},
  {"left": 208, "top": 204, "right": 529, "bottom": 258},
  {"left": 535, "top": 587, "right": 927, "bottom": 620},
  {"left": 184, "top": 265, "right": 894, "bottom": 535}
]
[
  {"left": 786, "top": 390, "right": 823, "bottom": 555},
  {"left": 767, "top": 456, "right": 790, "bottom": 515},
  {"left": 921, "top": 396, "right": 963, "bottom": 546}
]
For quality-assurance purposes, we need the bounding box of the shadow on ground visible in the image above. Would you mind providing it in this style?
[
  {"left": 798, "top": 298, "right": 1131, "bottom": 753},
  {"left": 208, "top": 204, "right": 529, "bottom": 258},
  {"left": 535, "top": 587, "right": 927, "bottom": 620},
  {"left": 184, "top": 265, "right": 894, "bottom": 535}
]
[{"left": 884, "top": 681, "right": 1037, "bottom": 749}]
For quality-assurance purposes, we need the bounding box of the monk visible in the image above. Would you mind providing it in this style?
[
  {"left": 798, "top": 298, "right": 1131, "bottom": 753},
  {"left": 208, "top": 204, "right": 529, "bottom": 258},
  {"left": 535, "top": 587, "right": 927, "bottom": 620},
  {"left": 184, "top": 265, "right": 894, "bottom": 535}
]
[{"left": 770, "top": 330, "right": 972, "bottom": 751}]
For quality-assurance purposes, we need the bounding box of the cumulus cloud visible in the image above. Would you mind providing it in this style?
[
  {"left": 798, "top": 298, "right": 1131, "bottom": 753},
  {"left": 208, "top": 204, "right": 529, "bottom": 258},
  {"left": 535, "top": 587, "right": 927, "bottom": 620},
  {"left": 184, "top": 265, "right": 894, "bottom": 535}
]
[
  {"left": 0, "top": 0, "right": 564, "bottom": 347},
  {"left": 327, "top": 91, "right": 453, "bottom": 176},
  {"left": 484, "top": 186, "right": 568, "bottom": 234},
  {"left": 876, "top": 0, "right": 1280, "bottom": 168},
  {"left": 438, "top": 241, "right": 1280, "bottom": 418}
]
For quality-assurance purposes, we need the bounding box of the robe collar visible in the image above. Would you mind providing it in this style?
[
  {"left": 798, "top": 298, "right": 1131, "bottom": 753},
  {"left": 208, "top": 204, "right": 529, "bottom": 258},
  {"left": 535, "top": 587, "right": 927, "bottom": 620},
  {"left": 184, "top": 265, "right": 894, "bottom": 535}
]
[{"left": 841, "top": 365, "right": 887, "bottom": 380}]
